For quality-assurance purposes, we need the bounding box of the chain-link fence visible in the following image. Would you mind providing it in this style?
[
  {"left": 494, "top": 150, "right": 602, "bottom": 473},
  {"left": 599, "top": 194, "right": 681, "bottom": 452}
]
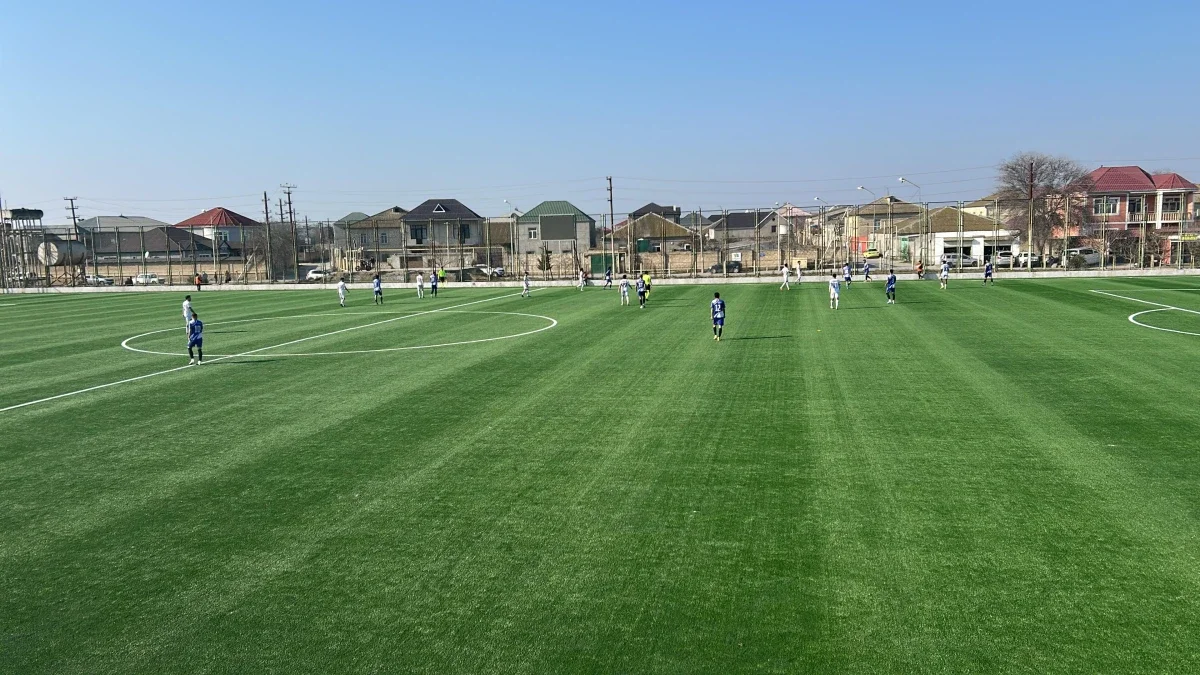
[{"left": 4, "top": 197, "right": 1197, "bottom": 290}]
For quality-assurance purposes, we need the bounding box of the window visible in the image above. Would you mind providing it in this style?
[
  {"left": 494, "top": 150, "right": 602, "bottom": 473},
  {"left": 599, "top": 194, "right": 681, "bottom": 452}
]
[
  {"left": 379, "top": 232, "right": 389, "bottom": 245},
  {"left": 770, "top": 225, "right": 777, "bottom": 233},
  {"left": 412, "top": 226, "right": 426, "bottom": 245},
  {"left": 1162, "top": 195, "right": 1183, "bottom": 213},
  {"left": 214, "top": 230, "right": 229, "bottom": 243},
  {"left": 1128, "top": 196, "right": 1144, "bottom": 215},
  {"left": 460, "top": 223, "right": 471, "bottom": 240},
  {"left": 873, "top": 218, "right": 883, "bottom": 232},
  {"left": 1093, "top": 197, "right": 1119, "bottom": 216},
  {"left": 358, "top": 232, "right": 370, "bottom": 245},
  {"left": 432, "top": 203, "right": 446, "bottom": 213},
  {"left": 527, "top": 227, "right": 538, "bottom": 240}
]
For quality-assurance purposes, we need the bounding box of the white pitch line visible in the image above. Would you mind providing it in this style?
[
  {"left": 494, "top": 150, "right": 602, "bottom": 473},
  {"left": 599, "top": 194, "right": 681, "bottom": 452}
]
[
  {"left": 1089, "top": 288, "right": 1200, "bottom": 292},
  {"left": 1090, "top": 289, "right": 1200, "bottom": 337},
  {"left": 1, "top": 291, "right": 539, "bottom": 414},
  {"left": 1127, "top": 309, "right": 1200, "bottom": 337},
  {"left": 122, "top": 310, "right": 557, "bottom": 357},
  {"left": 1090, "top": 289, "right": 1200, "bottom": 315}
]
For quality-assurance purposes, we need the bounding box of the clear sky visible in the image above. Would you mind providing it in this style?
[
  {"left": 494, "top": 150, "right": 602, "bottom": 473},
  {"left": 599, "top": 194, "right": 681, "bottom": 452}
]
[{"left": 3, "top": 0, "right": 1198, "bottom": 224}]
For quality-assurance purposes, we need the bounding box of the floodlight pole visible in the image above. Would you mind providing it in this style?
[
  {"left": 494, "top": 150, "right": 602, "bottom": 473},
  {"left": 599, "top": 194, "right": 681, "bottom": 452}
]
[{"left": 899, "top": 178, "right": 922, "bottom": 268}]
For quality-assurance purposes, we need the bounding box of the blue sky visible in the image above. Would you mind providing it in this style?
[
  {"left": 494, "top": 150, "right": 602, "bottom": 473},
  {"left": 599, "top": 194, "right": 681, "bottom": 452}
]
[{"left": 2, "top": 0, "right": 1198, "bottom": 224}]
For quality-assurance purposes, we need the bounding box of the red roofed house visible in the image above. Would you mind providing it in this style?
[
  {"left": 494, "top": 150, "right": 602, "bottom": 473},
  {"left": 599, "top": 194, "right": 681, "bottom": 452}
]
[
  {"left": 1087, "top": 166, "right": 1196, "bottom": 231},
  {"left": 175, "top": 207, "right": 263, "bottom": 250}
]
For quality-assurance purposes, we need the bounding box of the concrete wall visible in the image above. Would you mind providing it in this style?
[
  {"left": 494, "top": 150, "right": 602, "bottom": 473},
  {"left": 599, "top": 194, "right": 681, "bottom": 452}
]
[{"left": 8, "top": 266, "right": 1200, "bottom": 295}]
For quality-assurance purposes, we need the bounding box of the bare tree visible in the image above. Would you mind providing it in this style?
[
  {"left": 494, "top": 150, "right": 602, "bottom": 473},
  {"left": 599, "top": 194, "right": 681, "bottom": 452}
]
[{"left": 996, "top": 152, "right": 1093, "bottom": 257}]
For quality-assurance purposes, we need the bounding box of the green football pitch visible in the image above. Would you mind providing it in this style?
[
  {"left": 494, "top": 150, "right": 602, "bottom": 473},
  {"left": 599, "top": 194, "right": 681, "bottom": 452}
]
[{"left": 3, "top": 277, "right": 1200, "bottom": 673}]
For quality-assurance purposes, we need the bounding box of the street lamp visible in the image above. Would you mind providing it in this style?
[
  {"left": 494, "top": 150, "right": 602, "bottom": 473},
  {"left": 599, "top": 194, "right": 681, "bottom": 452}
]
[
  {"left": 503, "top": 200, "right": 523, "bottom": 275},
  {"left": 815, "top": 198, "right": 830, "bottom": 269},
  {"left": 853, "top": 188, "right": 877, "bottom": 265},
  {"left": 898, "top": 177, "right": 922, "bottom": 201},
  {"left": 899, "top": 177, "right": 925, "bottom": 269}
]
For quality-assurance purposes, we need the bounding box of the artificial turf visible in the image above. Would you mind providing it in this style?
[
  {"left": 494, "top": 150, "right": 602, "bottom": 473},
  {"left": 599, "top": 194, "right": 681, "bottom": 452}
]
[{"left": 2, "top": 276, "right": 1200, "bottom": 673}]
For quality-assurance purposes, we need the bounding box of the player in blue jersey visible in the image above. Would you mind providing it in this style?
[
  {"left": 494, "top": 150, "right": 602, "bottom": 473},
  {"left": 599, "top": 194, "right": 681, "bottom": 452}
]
[
  {"left": 885, "top": 269, "right": 897, "bottom": 304},
  {"left": 635, "top": 276, "right": 647, "bottom": 308},
  {"left": 373, "top": 274, "right": 383, "bottom": 304},
  {"left": 604, "top": 267, "right": 613, "bottom": 289},
  {"left": 711, "top": 292, "right": 726, "bottom": 341},
  {"left": 828, "top": 273, "right": 840, "bottom": 309},
  {"left": 187, "top": 312, "right": 204, "bottom": 365},
  {"left": 429, "top": 271, "right": 438, "bottom": 297},
  {"left": 983, "top": 260, "right": 994, "bottom": 286}
]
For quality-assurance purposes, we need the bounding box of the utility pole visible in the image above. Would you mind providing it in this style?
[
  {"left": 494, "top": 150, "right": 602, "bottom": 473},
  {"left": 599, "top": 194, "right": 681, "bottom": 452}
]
[
  {"left": 1027, "top": 161, "right": 1035, "bottom": 272},
  {"left": 263, "top": 191, "right": 273, "bottom": 282},
  {"left": 607, "top": 176, "right": 616, "bottom": 271},
  {"left": 281, "top": 184, "right": 298, "bottom": 280},
  {"left": 65, "top": 197, "right": 82, "bottom": 283},
  {"left": 64, "top": 197, "right": 79, "bottom": 226}
]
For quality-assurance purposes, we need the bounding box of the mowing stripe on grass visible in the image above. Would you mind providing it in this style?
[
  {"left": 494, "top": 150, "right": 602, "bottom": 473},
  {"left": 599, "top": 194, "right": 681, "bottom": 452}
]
[{"left": 0, "top": 290, "right": 541, "bottom": 413}]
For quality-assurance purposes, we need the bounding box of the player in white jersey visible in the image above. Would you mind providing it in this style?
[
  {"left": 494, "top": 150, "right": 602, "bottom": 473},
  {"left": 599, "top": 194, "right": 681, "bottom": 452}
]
[
  {"left": 337, "top": 278, "right": 348, "bottom": 307},
  {"left": 711, "top": 292, "right": 726, "bottom": 341},
  {"left": 939, "top": 261, "right": 950, "bottom": 289},
  {"left": 416, "top": 272, "right": 425, "bottom": 298},
  {"left": 863, "top": 262, "right": 873, "bottom": 282},
  {"left": 842, "top": 263, "right": 852, "bottom": 286},
  {"left": 780, "top": 265, "right": 790, "bottom": 290},
  {"left": 182, "top": 295, "right": 193, "bottom": 333},
  {"left": 578, "top": 268, "right": 586, "bottom": 291},
  {"left": 521, "top": 272, "right": 531, "bottom": 297},
  {"left": 828, "top": 273, "right": 840, "bottom": 309},
  {"left": 618, "top": 274, "right": 631, "bottom": 305}
]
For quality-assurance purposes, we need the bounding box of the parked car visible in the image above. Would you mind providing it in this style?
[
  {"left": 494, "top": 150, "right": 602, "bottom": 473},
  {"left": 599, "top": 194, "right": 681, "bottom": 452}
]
[
  {"left": 86, "top": 274, "right": 113, "bottom": 286},
  {"left": 709, "top": 261, "right": 743, "bottom": 274},
  {"left": 478, "top": 265, "right": 506, "bottom": 277},
  {"left": 993, "top": 251, "right": 1015, "bottom": 266},
  {"left": 1064, "top": 247, "right": 1100, "bottom": 266},
  {"left": 132, "top": 273, "right": 161, "bottom": 285},
  {"left": 863, "top": 248, "right": 882, "bottom": 259},
  {"left": 6, "top": 272, "right": 42, "bottom": 285},
  {"left": 305, "top": 268, "right": 332, "bottom": 282},
  {"left": 1016, "top": 252, "right": 1041, "bottom": 267},
  {"left": 942, "top": 253, "right": 977, "bottom": 267}
]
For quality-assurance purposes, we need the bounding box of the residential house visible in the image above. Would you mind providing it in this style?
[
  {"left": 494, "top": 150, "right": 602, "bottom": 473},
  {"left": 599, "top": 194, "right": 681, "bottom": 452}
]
[
  {"left": 516, "top": 201, "right": 596, "bottom": 255},
  {"left": 611, "top": 212, "right": 698, "bottom": 273},
  {"left": 704, "top": 210, "right": 778, "bottom": 248},
  {"left": 176, "top": 207, "right": 262, "bottom": 248},
  {"left": 341, "top": 206, "right": 407, "bottom": 251},
  {"left": 401, "top": 199, "right": 485, "bottom": 248},
  {"left": 679, "top": 211, "right": 710, "bottom": 230},
  {"left": 86, "top": 226, "right": 221, "bottom": 263},
  {"left": 629, "top": 202, "right": 681, "bottom": 223},
  {"left": 843, "top": 197, "right": 924, "bottom": 254},
  {"left": 895, "top": 207, "right": 1016, "bottom": 265},
  {"left": 75, "top": 215, "right": 173, "bottom": 234},
  {"left": 1085, "top": 166, "right": 1196, "bottom": 231}
]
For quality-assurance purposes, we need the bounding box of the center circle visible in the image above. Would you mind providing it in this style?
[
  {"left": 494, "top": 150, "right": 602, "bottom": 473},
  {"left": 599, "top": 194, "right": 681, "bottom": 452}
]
[{"left": 120, "top": 310, "right": 557, "bottom": 358}]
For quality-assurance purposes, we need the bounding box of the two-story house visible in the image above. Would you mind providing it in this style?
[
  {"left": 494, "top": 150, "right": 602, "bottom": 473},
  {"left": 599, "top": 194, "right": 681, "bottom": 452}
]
[
  {"left": 401, "top": 199, "right": 485, "bottom": 248},
  {"left": 1086, "top": 166, "right": 1196, "bottom": 231}
]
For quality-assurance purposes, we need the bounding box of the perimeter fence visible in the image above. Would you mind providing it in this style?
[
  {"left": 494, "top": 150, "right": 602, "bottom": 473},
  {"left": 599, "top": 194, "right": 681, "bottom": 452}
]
[{"left": 3, "top": 198, "right": 1197, "bottom": 291}]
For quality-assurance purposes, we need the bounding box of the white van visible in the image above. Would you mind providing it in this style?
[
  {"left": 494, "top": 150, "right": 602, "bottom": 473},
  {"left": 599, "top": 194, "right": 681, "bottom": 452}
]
[{"left": 1065, "top": 248, "right": 1101, "bottom": 266}]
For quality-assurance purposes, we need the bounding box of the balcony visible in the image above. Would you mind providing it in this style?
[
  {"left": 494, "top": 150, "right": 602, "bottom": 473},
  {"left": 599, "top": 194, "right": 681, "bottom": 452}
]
[{"left": 1127, "top": 211, "right": 1185, "bottom": 223}]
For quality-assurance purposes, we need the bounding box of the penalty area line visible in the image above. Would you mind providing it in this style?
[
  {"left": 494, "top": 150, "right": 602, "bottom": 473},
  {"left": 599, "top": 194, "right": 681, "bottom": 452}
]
[{"left": 1, "top": 290, "right": 542, "bottom": 413}]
